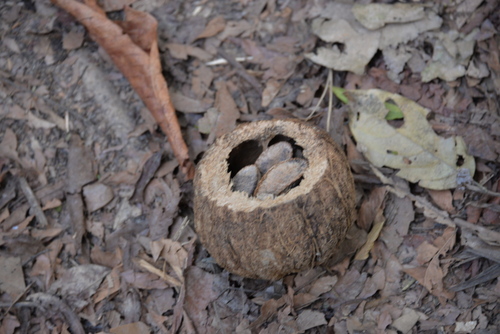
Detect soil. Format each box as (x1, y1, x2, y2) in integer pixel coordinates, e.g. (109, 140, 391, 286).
(1, 0, 500, 333)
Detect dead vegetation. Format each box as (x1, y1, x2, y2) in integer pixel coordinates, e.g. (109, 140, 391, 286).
(0, 0, 500, 333)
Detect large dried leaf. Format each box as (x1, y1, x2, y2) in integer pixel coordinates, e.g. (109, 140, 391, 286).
(306, 19, 380, 75)
(352, 3, 425, 30)
(49, 264, 109, 309)
(51, 0, 194, 178)
(346, 89, 475, 189)
(0, 256, 25, 299)
(354, 207, 385, 260)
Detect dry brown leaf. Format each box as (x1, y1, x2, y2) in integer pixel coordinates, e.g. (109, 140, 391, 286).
(145, 288, 176, 315)
(82, 182, 114, 212)
(165, 43, 212, 61)
(357, 186, 387, 230)
(67, 134, 96, 194)
(391, 308, 421, 334)
(196, 16, 226, 39)
(48, 264, 109, 309)
(30, 254, 52, 289)
(0, 256, 26, 299)
(31, 227, 63, 240)
(416, 241, 439, 265)
(91, 247, 123, 268)
(380, 180, 414, 253)
(109, 321, 149, 334)
(0, 209, 9, 225)
(308, 275, 338, 297)
(293, 293, 319, 309)
(251, 296, 286, 329)
(51, 0, 194, 179)
(153, 238, 188, 280)
(218, 20, 254, 41)
(262, 78, 283, 107)
(296, 310, 327, 331)
(184, 266, 222, 333)
(121, 270, 170, 290)
(355, 208, 386, 260)
(170, 91, 211, 113)
(93, 266, 121, 303)
(66, 193, 85, 251)
(428, 189, 455, 213)
(0, 314, 20, 334)
(358, 267, 385, 299)
(0, 128, 19, 164)
(3, 104, 56, 129)
(212, 81, 240, 140)
(404, 228, 456, 303)
(62, 28, 84, 50)
(192, 65, 215, 99)
(41, 198, 62, 211)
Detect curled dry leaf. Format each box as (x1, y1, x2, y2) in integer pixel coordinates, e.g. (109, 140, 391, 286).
(254, 158, 308, 198)
(50, 0, 194, 179)
(346, 89, 475, 189)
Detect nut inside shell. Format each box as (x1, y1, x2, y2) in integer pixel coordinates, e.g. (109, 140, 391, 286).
(194, 119, 356, 280)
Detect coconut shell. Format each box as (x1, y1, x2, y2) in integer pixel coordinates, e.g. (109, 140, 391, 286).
(194, 119, 356, 280)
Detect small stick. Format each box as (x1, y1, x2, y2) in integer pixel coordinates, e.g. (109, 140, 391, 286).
(135, 258, 182, 287)
(18, 177, 48, 227)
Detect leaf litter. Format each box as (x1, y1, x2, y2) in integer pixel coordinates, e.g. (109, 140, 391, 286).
(0, 0, 500, 333)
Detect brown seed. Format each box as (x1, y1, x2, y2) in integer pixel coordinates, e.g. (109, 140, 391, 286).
(232, 164, 260, 195)
(254, 158, 308, 198)
(255, 141, 293, 174)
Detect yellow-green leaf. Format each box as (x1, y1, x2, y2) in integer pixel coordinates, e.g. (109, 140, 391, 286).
(346, 89, 475, 190)
(332, 86, 349, 104)
(384, 102, 404, 120)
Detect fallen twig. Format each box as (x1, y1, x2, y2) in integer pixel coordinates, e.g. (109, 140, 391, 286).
(135, 258, 182, 287)
(50, 0, 195, 179)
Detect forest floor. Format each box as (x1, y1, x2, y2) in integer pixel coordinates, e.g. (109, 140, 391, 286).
(1, 0, 500, 333)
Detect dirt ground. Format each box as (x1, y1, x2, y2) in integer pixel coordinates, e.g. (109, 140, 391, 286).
(1, 0, 500, 333)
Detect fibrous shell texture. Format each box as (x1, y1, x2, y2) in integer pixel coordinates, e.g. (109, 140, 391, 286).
(194, 119, 356, 280)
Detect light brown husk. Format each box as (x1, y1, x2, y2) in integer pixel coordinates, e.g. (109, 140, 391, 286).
(194, 119, 356, 280)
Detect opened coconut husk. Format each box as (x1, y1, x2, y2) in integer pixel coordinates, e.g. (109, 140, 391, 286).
(194, 119, 356, 280)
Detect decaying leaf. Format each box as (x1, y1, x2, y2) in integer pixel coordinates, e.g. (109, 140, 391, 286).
(109, 321, 149, 334)
(0, 256, 26, 298)
(307, 2, 442, 77)
(352, 3, 425, 30)
(346, 89, 475, 189)
(306, 19, 380, 75)
(421, 29, 477, 82)
(354, 207, 385, 260)
(51, 0, 194, 179)
(48, 264, 110, 309)
(296, 310, 327, 331)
